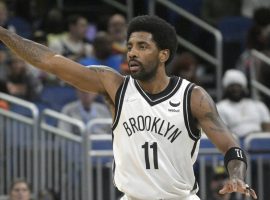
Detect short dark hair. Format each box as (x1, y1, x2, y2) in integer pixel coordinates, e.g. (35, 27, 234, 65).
(127, 15, 178, 65)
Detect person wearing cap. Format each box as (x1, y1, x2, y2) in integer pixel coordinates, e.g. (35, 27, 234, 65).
(217, 69, 270, 138)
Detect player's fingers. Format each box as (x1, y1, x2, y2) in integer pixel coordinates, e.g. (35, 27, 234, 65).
(244, 184, 257, 199)
(249, 188, 257, 199)
(219, 183, 232, 194)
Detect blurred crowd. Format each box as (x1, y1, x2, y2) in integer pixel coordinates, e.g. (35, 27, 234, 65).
(0, 0, 270, 199)
(0, 0, 269, 140)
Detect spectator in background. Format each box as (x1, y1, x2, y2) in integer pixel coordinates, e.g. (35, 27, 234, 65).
(79, 31, 123, 72)
(209, 166, 231, 200)
(6, 54, 42, 101)
(107, 14, 127, 55)
(8, 179, 31, 200)
(107, 14, 129, 74)
(241, 0, 270, 18)
(42, 7, 65, 42)
(49, 14, 93, 61)
(169, 52, 199, 83)
(217, 69, 270, 139)
(28, 30, 61, 86)
(58, 89, 111, 135)
(236, 7, 270, 89)
(0, 1, 32, 40)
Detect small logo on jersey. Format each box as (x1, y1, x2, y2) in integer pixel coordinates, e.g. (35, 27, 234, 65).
(169, 101, 181, 107)
(125, 97, 137, 102)
(168, 108, 180, 112)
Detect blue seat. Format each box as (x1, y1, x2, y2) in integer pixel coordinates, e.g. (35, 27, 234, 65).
(10, 104, 32, 117)
(170, 0, 203, 16)
(90, 135, 113, 165)
(40, 86, 77, 111)
(244, 134, 270, 159)
(217, 16, 253, 45)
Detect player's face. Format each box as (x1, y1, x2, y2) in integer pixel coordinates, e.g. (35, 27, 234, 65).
(127, 32, 160, 81)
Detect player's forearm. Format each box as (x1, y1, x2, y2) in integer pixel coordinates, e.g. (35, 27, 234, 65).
(0, 27, 56, 71)
(227, 159, 246, 180)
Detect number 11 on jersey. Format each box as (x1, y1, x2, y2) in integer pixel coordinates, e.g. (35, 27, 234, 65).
(141, 142, 159, 169)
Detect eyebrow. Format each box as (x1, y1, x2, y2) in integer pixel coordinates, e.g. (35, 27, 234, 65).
(127, 41, 149, 46)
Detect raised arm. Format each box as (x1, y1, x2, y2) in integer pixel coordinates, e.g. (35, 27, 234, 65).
(191, 86, 257, 199)
(0, 27, 124, 104)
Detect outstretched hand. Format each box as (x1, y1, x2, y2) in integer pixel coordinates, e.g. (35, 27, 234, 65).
(219, 178, 257, 199)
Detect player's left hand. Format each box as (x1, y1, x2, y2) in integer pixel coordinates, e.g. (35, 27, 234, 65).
(219, 178, 257, 199)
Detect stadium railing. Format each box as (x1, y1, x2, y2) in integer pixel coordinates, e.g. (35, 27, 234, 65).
(244, 132, 270, 200)
(1, 92, 270, 200)
(0, 92, 39, 197)
(40, 109, 86, 200)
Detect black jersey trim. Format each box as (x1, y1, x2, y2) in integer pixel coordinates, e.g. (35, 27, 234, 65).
(191, 180, 198, 193)
(112, 159, 116, 186)
(191, 139, 199, 158)
(112, 76, 130, 130)
(183, 83, 201, 141)
(134, 77, 183, 106)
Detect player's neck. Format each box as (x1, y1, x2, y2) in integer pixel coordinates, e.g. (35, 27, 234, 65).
(137, 75, 170, 95)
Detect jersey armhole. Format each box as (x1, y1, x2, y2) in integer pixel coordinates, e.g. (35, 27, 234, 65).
(112, 76, 130, 130)
(183, 83, 201, 141)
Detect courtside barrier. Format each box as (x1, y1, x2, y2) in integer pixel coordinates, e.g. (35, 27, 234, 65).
(0, 92, 39, 196)
(40, 109, 86, 200)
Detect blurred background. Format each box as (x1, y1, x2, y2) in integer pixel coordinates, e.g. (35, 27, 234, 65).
(0, 0, 270, 200)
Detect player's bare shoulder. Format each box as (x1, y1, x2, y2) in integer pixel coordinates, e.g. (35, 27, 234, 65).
(88, 65, 125, 104)
(190, 85, 217, 119)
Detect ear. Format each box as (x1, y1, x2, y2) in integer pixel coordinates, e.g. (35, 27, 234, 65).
(159, 49, 170, 63)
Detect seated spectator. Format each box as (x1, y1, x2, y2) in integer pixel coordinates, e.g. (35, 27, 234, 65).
(49, 14, 93, 61)
(6, 54, 42, 101)
(58, 89, 111, 135)
(8, 179, 31, 200)
(0, 1, 32, 40)
(169, 52, 199, 83)
(79, 31, 123, 72)
(241, 0, 270, 18)
(236, 7, 270, 88)
(217, 69, 270, 138)
(107, 14, 127, 55)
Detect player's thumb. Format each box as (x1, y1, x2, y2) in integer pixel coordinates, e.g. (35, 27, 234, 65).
(219, 186, 228, 194)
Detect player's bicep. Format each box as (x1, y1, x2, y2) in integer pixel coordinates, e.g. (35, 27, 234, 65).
(191, 86, 238, 153)
(48, 55, 124, 102)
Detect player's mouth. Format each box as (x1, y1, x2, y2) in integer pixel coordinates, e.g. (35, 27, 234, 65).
(129, 60, 141, 72)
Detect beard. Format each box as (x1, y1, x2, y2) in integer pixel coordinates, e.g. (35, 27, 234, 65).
(129, 61, 159, 81)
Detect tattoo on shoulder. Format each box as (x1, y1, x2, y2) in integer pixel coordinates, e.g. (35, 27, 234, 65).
(199, 88, 227, 132)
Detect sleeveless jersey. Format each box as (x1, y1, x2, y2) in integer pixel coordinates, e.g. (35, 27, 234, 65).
(112, 76, 201, 199)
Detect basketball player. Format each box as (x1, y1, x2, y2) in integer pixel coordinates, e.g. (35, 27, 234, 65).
(0, 15, 257, 200)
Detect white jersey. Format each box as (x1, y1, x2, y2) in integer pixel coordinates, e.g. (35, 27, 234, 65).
(112, 76, 201, 200)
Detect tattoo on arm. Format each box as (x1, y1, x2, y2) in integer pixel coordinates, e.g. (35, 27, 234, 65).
(205, 112, 227, 132)
(227, 159, 246, 180)
(1, 30, 54, 65)
(200, 89, 227, 133)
